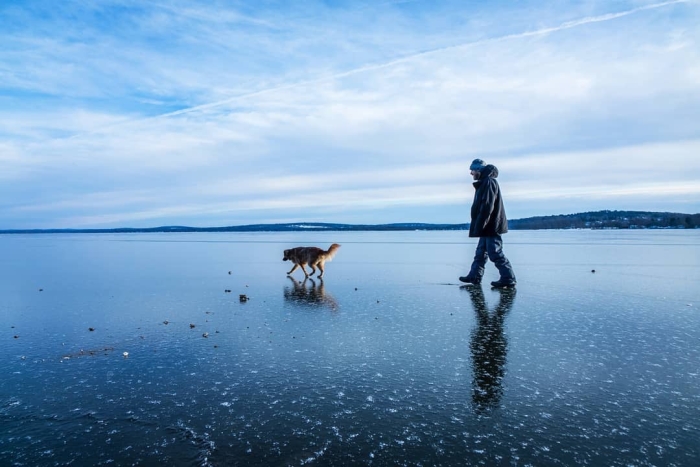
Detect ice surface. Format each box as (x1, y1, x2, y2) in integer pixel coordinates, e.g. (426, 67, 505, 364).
(1, 230, 699, 465)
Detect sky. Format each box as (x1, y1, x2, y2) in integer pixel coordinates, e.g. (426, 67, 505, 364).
(1, 0, 699, 229)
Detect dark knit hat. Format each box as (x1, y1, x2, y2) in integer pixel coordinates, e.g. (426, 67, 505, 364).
(469, 158, 485, 171)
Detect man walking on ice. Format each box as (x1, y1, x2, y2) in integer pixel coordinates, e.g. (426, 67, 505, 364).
(459, 158, 517, 289)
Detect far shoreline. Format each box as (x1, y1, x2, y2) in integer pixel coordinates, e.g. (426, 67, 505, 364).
(1, 209, 699, 234)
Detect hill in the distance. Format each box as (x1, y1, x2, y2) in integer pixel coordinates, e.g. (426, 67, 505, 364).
(1, 210, 698, 234)
(509, 210, 699, 230)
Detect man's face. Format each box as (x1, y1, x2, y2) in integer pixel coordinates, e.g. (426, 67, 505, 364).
(470, 169, 481, 180)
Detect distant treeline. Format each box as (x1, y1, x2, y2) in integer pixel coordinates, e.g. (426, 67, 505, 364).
(1, 210, 698, 234)
(508, 210, 700, 230)
(0, 222, 468, 234)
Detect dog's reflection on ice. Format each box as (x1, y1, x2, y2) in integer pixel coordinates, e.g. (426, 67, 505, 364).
(283, 277, 339, 311)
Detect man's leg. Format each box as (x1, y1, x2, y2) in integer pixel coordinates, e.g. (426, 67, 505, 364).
(485, 235, 516, 285)
(462, 237, 488, 283)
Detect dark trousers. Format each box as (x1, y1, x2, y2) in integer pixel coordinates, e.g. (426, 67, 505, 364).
(468, 235, 516, 282)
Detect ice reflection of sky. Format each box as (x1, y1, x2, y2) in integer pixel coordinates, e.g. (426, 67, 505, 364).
(1, 231, 699, 466)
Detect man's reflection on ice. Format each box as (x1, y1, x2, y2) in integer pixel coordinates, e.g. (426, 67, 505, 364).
(463, 285, 516, 412)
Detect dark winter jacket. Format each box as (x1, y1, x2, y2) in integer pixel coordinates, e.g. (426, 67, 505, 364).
(469, 164, 509, 237)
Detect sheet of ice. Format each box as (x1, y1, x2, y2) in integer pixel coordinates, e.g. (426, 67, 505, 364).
(1, 230, 698, 465)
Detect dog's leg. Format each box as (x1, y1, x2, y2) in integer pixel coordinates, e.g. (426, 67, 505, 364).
(287, 264, 299, 275)
(317, 262, 325, 278)
(300, 264, 309, 277)
(309, 263, 317, 277)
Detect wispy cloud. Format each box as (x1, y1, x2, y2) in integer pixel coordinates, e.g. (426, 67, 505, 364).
(58, 0, 691, 135)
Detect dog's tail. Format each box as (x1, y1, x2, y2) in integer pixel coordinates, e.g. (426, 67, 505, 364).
(324, 243, 341, 260)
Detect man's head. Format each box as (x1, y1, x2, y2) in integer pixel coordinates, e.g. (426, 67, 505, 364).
(470, 158, 485, 179)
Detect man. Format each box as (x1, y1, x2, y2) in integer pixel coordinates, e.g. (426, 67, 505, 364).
(459, 158, 517, 288)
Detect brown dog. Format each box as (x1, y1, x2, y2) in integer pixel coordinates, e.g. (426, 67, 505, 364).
(283, 243, 340, 278)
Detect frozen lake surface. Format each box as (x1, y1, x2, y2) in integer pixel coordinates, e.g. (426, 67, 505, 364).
(1, 230, 699, 466)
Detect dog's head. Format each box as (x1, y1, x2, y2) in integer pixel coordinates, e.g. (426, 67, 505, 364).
(283, 249, 291, 261)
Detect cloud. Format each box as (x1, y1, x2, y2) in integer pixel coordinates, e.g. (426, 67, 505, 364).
(1, 0, 699, 228)
(61, 0, 687, 128)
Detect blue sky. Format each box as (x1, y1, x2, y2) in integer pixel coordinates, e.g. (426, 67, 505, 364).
(1, 0, 699, 228)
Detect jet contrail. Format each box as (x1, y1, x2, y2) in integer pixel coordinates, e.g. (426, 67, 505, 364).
(68, 0, 688, 138)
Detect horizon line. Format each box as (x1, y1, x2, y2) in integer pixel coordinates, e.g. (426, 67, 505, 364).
(1, 209, 698, 233)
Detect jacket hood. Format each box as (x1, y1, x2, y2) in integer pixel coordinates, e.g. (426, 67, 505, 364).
(480, 164, 498, 179)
